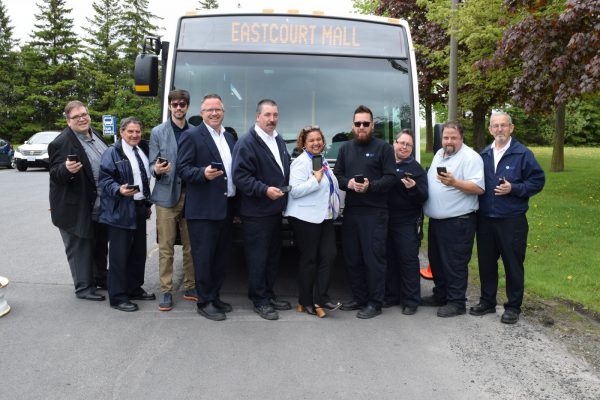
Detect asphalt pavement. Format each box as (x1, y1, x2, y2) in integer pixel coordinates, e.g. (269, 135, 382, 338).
(1, 167, 599, 400)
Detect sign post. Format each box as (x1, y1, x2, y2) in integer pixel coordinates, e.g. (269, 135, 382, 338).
(102, 115, 117, 142)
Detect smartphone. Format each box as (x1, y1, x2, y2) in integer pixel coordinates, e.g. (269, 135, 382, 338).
(126, 184, 139, 191)
(67, 154, 79, 162)
(312, 155, 323, 171)
(279, 185, 292, 193)
(498, 177, 506, 185)
(354, 174, 365, 184)
(403, 172, 414, 179)
(157, 157, 168, 165)
(211, 162, 223, 171)
(436, 166, 447, 175)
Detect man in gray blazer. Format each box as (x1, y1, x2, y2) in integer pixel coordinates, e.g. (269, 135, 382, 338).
(149, 89, 196, 311)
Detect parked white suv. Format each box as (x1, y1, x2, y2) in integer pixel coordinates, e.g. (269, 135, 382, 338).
(13, 131, 61, 171)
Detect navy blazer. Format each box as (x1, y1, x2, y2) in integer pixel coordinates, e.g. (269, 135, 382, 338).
(177, 123, 236, 220)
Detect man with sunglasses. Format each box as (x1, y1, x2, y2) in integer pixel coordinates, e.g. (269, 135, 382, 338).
(149, 90, 196, 311)
(334, 105, 396, 319)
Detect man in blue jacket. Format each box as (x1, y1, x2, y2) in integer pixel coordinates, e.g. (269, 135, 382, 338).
(232, 99, 291, 320)
(470, 112, 545, 324)
(177, 94, 236, 321)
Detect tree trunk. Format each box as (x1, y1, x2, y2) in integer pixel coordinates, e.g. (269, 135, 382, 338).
(425, 100, 433, 152)
(550, 102, 565, 172)
(471, 104, 488, 152)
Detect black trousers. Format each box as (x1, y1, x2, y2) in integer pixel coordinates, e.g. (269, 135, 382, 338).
(386, 219, 421, 307)
(477, 214, 528, 313)
(187, 202, 233, 305)
(242, 214, 282, 307)
(289, 217, 336, 307)
(341, 209, 388, 308)
(107, 204, 147, 306)
(428, 213, 477, 308)
(59, 220, 108, 296)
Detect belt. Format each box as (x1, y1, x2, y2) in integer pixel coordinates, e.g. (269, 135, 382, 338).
(456, 211, 476, 219)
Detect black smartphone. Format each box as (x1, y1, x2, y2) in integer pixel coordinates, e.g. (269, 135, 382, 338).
(498, 177, 506, 185)
(403, 172, 414, 179)
(436, 166, 447, 175)
(67, 154, 79, 162)
(312, 155, 323, 171)
(279, 185, 292, 193)
(126, 184, 139, 191)
(157, 157, 168, 165)
(354, 174, 365, 184)
(211, 162, 223, 171)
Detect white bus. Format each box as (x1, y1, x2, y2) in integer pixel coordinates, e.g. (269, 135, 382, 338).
(134, 8, 420, 160)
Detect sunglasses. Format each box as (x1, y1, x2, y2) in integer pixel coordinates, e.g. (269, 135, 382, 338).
(170, 101, 188, 108)
(302, 125, 320, 133)
(353, 121, 371, 128)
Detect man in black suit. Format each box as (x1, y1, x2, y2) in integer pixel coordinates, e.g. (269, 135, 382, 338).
(177, 94, 237, 321)
(232, 99, 291, 321)
(48, 101, 109, 301)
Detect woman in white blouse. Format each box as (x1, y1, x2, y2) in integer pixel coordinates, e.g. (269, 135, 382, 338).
(285, 126, 341, 318)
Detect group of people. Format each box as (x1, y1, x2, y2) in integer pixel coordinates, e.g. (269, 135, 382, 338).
(48, 93, 545, 325)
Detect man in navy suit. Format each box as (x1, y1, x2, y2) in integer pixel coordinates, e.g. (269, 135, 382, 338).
(177, 94, 237, 321)
(232, 99, 291, 320)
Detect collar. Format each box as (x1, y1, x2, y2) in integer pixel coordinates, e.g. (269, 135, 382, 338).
(204, 122, 225, 135)
(255, 124, 278, 140)
(494, 137, 512, 152)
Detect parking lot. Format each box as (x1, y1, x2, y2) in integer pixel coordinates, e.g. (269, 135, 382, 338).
(1, 167, 599, 400)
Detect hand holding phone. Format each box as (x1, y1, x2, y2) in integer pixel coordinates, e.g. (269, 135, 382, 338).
(403, 172, 414, 179)
(279, 185, 292, 193)
(210, 162, 223, 171)
(436, 166, 447, 176)
(126, 184, 139, 191)
(157, 157, 168, 165)
(67, 154, 79, 163)
(354, 174, 365, 184)
(498, 177, 506, 185)
(312, 155, 323, 171)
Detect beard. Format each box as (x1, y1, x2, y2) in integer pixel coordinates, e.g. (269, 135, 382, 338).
(355, 130, 373, 144)
(443, 144, 456, 156)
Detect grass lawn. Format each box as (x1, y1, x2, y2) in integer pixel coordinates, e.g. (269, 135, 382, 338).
(420, 145, 600, 313)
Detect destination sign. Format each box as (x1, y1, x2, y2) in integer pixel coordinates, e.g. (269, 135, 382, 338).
(178, 15, 407, 58)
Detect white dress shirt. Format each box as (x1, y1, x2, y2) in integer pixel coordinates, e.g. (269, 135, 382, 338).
(206, 123, 236, 197)
(121, 141, 150, 200)
(255, 124, 284, 174)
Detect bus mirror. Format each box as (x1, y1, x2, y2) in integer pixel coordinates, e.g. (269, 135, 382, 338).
(134, 54, 158, 96)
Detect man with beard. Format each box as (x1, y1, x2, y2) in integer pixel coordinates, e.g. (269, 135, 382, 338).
(423, 121, 484, 317)
(149, 89, 196, 311)
(334, 105, 396, 319)
(232, 99, 291, 321)
(48, 100, 109, 301)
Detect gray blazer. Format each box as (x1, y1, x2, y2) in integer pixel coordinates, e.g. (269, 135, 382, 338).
(149, 120, 185, 208)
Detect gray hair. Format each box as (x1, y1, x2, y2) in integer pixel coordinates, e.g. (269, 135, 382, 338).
(490, 111, 513, 125)
(120, 117, 143, 131)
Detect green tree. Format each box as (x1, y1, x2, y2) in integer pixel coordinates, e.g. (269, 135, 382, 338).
(197, 0, 218, 9)
(25, 0, 80, 132)
(0, 0, 22, 142)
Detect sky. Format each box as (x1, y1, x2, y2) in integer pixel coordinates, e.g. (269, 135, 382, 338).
(4, 0, 356, 45)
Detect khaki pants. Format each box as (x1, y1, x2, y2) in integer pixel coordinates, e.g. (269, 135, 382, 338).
(156, 190, 194, 293)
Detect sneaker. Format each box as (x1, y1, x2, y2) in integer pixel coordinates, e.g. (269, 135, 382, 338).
(254, 304, 279, 320)
(158, 293, 173, 311)
(437, 304, 466, 318)
(421, 295, 447, 307)
(501, 309, 519, 324)
(183, 288, 198, 301)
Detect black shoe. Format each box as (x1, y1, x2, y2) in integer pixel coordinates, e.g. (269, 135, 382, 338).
(197, 302, 226, 321)
(96, 284, 108, 291)
(469, 303, 496, 316)
(269, 297, 291, 310)
(254, 304, 279, 320)
(322, 301, 342, 311)
(78, 293, 105, 301)
(382, 297, 400, 308)
(421, 295, 447, 307)
(340, 300, 364, 311)
(402, 305, 417, 315)
(437, 304, 466, 318)
(213, 298, 233, 313)
(357, 305, 382, 319)
(111, 301, 138, 312)
(501, 309, 519, 324)
(130, 291, 156, 301)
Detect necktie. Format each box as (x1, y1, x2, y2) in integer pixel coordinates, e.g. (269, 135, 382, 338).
(132, 146, 150, 199)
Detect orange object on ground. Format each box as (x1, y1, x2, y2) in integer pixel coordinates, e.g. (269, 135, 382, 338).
(420, 264, 433, 280)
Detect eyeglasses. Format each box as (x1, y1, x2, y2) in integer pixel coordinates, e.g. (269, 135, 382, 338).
(302, 125, 320, 133)
(490, 123, 510, 129)
(201, 108, 224, 114)
(170, 101, 188, 108)
(395, 141, 413, 148)
(353, 121, 371, 128)
(68, 113, 89, 121)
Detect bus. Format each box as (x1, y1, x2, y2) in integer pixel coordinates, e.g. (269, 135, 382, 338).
(134, 7, 420, 161)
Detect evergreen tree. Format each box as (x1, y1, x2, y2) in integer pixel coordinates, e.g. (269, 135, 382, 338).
(0, 0, 22, 141)
(198, 0, 219, 9)
(26, 0, 80, 131)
